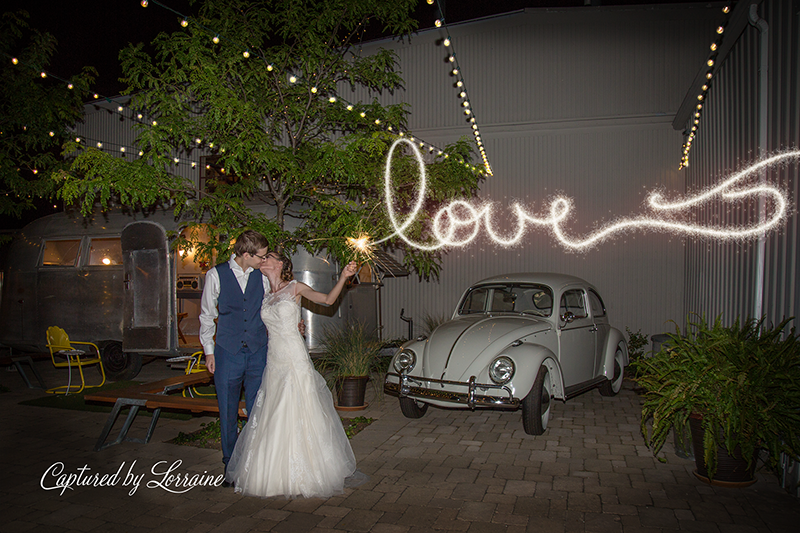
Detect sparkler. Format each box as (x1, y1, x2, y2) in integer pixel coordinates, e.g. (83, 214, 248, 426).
(376, 138, 796, 252)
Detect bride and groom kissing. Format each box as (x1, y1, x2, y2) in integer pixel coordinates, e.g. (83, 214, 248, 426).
(198, 230, 361, 498)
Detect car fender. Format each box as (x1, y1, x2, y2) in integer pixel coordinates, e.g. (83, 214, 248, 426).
(503, 343, 567, 401)
(601, 327, 628, 379)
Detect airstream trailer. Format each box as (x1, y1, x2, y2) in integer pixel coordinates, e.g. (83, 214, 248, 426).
(0, 209, 368, 380)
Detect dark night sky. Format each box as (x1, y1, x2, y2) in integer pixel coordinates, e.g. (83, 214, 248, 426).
(6, 0, 704, 97)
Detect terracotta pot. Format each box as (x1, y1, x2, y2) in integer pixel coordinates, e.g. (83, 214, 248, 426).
(688, 413, 756, 487)
(337, 376, 369, 409)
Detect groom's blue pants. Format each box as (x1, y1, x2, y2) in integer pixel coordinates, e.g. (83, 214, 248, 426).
(214, 343, 268, 467)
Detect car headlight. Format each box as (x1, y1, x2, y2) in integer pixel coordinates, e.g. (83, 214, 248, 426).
(489, 356, 515, 384)
(394, 349, 417, 374)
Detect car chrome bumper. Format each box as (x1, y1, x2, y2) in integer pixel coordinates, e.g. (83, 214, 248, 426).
(384, 372, 520, 410)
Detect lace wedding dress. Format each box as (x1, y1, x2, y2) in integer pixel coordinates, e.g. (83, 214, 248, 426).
(225, 280, 357, 498)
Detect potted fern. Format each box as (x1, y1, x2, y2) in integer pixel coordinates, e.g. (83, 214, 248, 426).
(318, 321, 383, 410)
(634, 315, 800, 485)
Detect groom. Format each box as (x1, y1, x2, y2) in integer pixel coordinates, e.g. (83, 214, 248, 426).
(199, 230, 270, 481)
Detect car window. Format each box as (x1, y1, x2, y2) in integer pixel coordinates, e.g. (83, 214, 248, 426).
(588, 289, 606, 318)
(88, 237, 123, 266)
(560, 289, 588, 319)
(460, 288, 488, 313)
(41, 239, 81, 267)
(460, 284, 553, 316)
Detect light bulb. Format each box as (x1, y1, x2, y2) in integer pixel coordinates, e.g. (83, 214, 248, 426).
(710, 43, 717, 51)
(117, 106, 123, 112)
(707, 59, 714, 66)
(457, 81, 463, 87)
(174, 157, 179, 163)
(137, 113, 143, 119)
(289, 75, 297, 83)
(12, 57, 18, 65)
(311, 86, 317, 93)
(181, 19, 188, 27)
(67, 83, 73, 89)
(141, 0, 148, 6)
(120, 147, 125, 152)
(443, 38, 451, 47)
(449, 56, 455, 62)
(347, 105, 353, 111)
(40, 72, 47, 78)
(716, 26, 724, 34)
(243, 50, 250, 58)
(374, 119, 381, 124)
(152, 120, 158, 126)
(360, 112, 366, 118)
(328, 97, 336, 103)
(94, 94, 99, 99)
(97, 142, 103, 148)
(427, 0, 433, 4)
(195, 138, 202, 144)
(435, 19, 442, 27)
(49, 131, 55, 137)
(452, 68, 458, 75)
(213, 36, 220, 44)
(267, 64, 273, 71)
(459, 91, 466, 97)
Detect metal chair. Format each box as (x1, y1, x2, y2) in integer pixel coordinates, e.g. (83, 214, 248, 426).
(45, 326, 106, 395)
(182, 351, 215, 398)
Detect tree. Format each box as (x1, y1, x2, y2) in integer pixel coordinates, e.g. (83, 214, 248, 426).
(0, 10, 94, 235)
(59, 0, 482, 279)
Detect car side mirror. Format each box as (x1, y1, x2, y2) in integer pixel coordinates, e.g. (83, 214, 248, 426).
(560, 311, 575, 324)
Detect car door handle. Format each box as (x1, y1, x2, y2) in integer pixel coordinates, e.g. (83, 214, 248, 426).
(589, 326, 597, 332)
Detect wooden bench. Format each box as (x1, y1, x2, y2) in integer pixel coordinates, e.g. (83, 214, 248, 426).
(0, 348, 48, 390)
(85, 371, 245, 452)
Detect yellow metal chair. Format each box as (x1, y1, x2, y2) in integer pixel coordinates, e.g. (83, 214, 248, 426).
(182, 351, 215, 397)
(45, 326, 106, 395)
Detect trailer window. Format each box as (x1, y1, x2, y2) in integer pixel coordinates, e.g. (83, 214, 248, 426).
(41, 239, 81, 267)
(88, 238, 122, 266)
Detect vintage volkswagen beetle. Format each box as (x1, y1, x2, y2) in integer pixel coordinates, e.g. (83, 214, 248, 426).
(384, 273, 628, 435)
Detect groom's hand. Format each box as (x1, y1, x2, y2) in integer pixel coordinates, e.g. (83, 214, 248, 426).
(298, 319, 306, 337)
(205, 354, 215, 374)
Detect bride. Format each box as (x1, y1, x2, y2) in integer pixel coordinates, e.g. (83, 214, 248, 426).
(225, 251, 360, 498)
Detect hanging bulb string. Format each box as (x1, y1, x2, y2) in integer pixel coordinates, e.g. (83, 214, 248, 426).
(679, 4, 733, 170)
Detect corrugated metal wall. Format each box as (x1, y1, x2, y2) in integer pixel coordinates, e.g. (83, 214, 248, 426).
(74, 99, 204, 185)
(683, 0, 800, 326)
(344, 4, 723, 340)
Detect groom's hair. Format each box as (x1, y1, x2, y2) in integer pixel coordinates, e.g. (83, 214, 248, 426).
(233, 230, 269, 256)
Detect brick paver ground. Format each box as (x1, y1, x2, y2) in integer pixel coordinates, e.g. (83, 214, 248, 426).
(2, 358, 799, 532)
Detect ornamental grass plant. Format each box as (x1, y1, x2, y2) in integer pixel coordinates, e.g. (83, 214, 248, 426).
(634, 315, 800, 479)
(318, 321, 383, 382)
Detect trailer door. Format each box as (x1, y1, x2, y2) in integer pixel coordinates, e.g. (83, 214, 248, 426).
(121, 221, 171, 352)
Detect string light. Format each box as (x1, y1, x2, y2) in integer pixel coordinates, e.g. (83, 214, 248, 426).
(379, 139, 794, 252)
(681, 4, 734, 169)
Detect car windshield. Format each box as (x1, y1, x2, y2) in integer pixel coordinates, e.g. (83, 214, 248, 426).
(458, 284, 553, 317)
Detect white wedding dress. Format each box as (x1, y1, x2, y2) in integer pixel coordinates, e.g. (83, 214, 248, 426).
(225, 280, 357, 498)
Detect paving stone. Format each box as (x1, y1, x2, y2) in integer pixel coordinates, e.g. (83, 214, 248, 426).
(333, 509, 382, 532)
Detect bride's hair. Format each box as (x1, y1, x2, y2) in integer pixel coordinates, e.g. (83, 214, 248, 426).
(271, 251, 294, 282)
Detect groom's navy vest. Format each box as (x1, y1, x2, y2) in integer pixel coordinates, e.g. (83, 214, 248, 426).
(215, 261, 267, 353)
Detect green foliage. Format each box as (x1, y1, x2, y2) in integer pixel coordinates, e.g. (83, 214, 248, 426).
(625, 327, 649, 377)
(634, 315, 800, 479)
(0, 10, 94, 226)
(342, 416, 374, 439)
(318, 321, 383, 381)
(58, 0, 483, 279)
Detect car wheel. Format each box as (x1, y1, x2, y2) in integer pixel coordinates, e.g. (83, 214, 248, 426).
(100, 341, 143, 381)
(399, 397, 428, 418)
(522, 366, 551, 435)
(599, 346, 625, 396)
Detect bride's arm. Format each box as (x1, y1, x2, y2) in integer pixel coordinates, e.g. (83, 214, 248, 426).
(295, 262, 358, 305)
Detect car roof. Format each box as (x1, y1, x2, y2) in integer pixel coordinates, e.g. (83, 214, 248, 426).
(471, 272, 593, 292)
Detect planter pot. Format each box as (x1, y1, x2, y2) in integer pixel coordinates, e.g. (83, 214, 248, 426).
(688, 414, 756, 487)
(336, 376, 369, 410)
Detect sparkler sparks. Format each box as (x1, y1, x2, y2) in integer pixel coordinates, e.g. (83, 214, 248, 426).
(377, 139, 796, 252)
